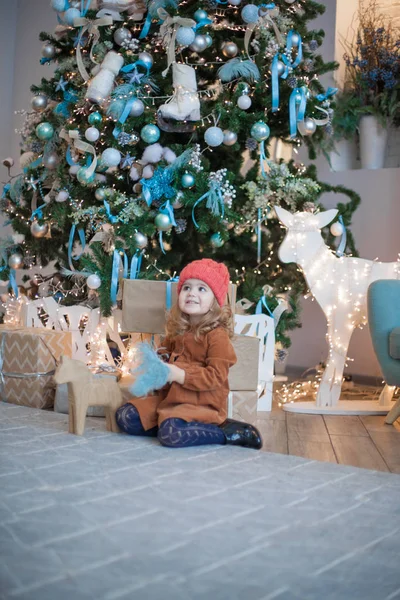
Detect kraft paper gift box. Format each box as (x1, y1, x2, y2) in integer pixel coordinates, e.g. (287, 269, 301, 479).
(0, 327, 72, 409)
(229, 390, 259, 423)
(121, 279, 237, 334)
(228, 335, 259, 392)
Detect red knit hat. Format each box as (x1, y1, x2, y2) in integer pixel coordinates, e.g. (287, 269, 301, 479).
(178, 259, 230, 307)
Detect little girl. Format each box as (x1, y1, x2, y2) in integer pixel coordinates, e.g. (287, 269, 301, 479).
(116, 258, 262, 450)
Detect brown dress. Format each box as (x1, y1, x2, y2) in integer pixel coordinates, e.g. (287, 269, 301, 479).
(128, 326, 237, 430)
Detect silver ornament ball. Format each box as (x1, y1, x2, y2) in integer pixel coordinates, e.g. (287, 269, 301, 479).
(237, 94, 252, 110)
(181, 172, 195, 188)
(290, 32, 301, 46)
(127, 132, 140, 146)
(276, 60, 286, 76)
(43, 152, 59, 170)
(30, 221, 49, 238)
(56, 190, 69, 202)
(155, 213, 172, 231)
(190, 34, 208, 53)
(138, 52, 153, 69)
(133, 232, 148, 249)
(223, 130, 238, 146)
(228, 0, 242, 5)
(8, 253, 24, 270)
(31, 95, 48, 112)
(113, 27, 132, 46)
(41, 43, 56, 59)
(204, 34, 213, 47)
(297, 117, 317, 136)
(95, 188, 106, 201)
(222, 41, 238, 58)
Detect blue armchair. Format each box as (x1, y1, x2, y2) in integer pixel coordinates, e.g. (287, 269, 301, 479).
(368, 280, 400, 424)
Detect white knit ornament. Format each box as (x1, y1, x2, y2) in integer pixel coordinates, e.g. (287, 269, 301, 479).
(85, 51, 124, 105)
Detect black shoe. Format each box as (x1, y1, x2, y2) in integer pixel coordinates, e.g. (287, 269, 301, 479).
(220, 419, 263, 450)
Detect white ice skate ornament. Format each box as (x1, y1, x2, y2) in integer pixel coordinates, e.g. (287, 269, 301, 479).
(158, 64, 201, 121)
(85, 51, 124, 104)
(99, 0, 145, 19)
(276, 206, 400, 412)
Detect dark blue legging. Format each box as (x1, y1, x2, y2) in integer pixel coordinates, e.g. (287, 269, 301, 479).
(115, 403, 226, 448)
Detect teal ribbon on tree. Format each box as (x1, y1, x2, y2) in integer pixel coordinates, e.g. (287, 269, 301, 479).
(103, 200, 120, 224)
(1, 184, 10, 199)
(336, 216, 347, 257)
(110, 248, 128, 304)
(130, 251, 143, 280)
(30, 203, 47, 221)
(316, 87, 338, 102)
(192, 180, 225, 229)
(271, 53, 290, 113)
(166, 276, 179, 310)
(194, 17, 212, 30)
(255, 295, 274, 318)
(289, 86, 307, 139)
(68, 224, 86, 270)
(0, 264, 18, 298)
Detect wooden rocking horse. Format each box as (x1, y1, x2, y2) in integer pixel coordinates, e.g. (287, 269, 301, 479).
(53, 355, 124, 435)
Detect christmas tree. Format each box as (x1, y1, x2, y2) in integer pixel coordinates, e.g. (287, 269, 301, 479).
(0, 0, 360, 350)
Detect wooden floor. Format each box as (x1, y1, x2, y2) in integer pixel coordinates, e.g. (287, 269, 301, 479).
(255, 401, 400, 474)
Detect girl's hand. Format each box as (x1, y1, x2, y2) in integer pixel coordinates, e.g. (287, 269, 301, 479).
(167, 364, 185, 385)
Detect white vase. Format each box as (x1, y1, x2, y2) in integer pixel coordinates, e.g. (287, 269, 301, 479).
(359, 115, 388, 170)
(329, 138, 358, 172)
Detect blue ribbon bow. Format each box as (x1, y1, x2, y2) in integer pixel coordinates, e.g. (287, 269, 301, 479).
(103, 200, 119, 224)
(336, 216, 347, 257)
(68, 224, 86, 270)
(316, 87, 338, 102)
(30, 203, 47, 222)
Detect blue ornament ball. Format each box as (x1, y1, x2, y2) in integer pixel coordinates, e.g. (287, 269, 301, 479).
(250, 120, 270, 142)
(155, 213, 172, 231)
(181, 173, 195, 188)
(141, 124, 160, 144)
(194, 8, 208, 22)
(176, 26, 196, 46)
(77, 167, 96, 186)
(64, 7, 81, 25)
(204, 126, 224, 147)
(241, 4, 259, 23)
(51, 0, 69, 11)
(35, 122, 54, 140)
(204, 34, 213, 47)
(210, 233, 224, 248)
(88, 111, 103, 126)
(101, 148, 122, 167)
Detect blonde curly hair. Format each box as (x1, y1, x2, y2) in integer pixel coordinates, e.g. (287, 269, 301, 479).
(165, 297, 234, 341)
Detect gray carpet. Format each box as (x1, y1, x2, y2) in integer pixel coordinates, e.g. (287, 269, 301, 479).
(1, 403, 400, 600)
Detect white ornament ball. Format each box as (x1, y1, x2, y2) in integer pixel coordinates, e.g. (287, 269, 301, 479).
(56, 190, 69, 203)
(86, 274, 102, 290)
(64, 7, 81, 25)
(9, 253, 24, 270)
(101, 148, 121, 167)
(204, 126, 224, 147)
(69, 165, 80, 176)
(176, 27, 196, 46)
(85, 127, 100, 142)
(330, 221, 344, 237)
(237, 95, 252, 110)
(297, 117, 317, 136)
(129, 98, 145, 117)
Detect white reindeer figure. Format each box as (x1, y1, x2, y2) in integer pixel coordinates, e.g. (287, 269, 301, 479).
(275, 206, 399, 408)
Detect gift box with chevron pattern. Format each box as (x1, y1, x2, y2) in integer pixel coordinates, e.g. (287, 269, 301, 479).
(0, 327, 72, 409)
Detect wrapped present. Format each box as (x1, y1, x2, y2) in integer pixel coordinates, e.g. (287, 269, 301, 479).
(55, 371, 120, 417)
(229, 335, 259, 392)
(228, 390, 259, 423)
(0, 327, 72, 409)
(121, 279, 237, 334)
